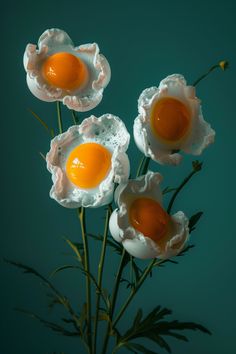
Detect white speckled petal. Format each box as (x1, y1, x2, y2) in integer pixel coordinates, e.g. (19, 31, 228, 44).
(46, 114, 130, 208)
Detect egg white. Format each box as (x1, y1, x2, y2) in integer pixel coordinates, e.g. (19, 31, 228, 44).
(133, 74, 215, 165)
(46, 114, 130, 208)
(23, 28, 111, 112)
(109, 171, 189, 259)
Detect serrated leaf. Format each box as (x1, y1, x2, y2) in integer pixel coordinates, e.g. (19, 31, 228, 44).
(164, 331, 188, 342)
(156, 320, 211, 335)
(117, 306, 210, 354)
(189, 212, 203, 233)
(133, 309, 143, 329)
(15, 308, 79, 337)
(4, 259, 80, 329)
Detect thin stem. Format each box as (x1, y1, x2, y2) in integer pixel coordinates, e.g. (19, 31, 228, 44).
(93, 205, 112, 354)
(136, 156, 151, 178)
(101, 249, 126, 354)
(78, 207, 92, 353)
(192, 60, 228, 87)
(71, 110, 79, 125)
(56, 101, 63, 134)
(110, 249, 127, 318)
(136, 155, 145, 177)
(142, 157, 150, 175)
(112, 258, 156, 328)
(167, 161, 202, 214)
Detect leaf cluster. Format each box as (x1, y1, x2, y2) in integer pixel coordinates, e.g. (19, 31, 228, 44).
(113, 306, 211, 353)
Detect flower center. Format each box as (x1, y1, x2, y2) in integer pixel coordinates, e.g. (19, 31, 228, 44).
(42, 52, 88, 90)
(129, 197, 169, 241)
(66, 143, 111, 189)
(151, 97, 191, 142)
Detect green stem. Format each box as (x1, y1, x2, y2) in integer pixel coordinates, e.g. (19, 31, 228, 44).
(136, 156, 151, 178)
(56, 101, 63, 134)
(167, 161, 202, 214)
(78, 207, 92, 353)
(112, 258, 156, 328)
(71, 110, 79, 125)
(142, 157, 150, 175)
(193, 63, 222, 87)
(101, 156, 151, 353)
(101, 249, 126, 354)
(93, 205, 112, 354)
(136, 155, 145, 177)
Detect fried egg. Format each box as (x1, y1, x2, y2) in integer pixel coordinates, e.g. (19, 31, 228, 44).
(23, 28, 111, 112)
(46, 114, 130, 208)
(109, 171, 189, 259)
(133, 74, 215, 165)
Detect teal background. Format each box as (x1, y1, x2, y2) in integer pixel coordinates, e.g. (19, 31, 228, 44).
(1, 0, 235, 353)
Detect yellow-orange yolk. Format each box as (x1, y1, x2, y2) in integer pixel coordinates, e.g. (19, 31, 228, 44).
(151, 97, 191, 142)
(66, 143, 111, 189)
(129, 197, 169, 242)
(42, 52, 88, 90)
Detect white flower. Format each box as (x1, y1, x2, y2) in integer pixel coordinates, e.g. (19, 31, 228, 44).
(46, 114, 130, 208)
(109, 171, 189, 259)
(23, 28, 111, 112)
(133, 74, 215, 165)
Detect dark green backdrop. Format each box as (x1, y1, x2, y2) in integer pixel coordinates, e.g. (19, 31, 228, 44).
(1, 0, 235, 353)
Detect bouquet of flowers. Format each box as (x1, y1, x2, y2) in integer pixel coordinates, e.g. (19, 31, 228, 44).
(6, 28, 228, 354)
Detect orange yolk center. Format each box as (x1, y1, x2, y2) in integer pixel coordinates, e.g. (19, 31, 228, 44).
(151, 97, 191, 142)
(129, 197, 169, 242)
(42, 52, 88, 90)
(66, 143, 111, 189)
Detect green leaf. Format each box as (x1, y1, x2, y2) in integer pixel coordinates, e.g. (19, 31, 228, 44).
(87, 233, 123, 255)
(189, 212, 203, 233)
(133, 309, 143, 329)
(47, 293, 62, 311)
(79, 303, 87, 332)
(4, 258, 81, 330)
(126, 342, 159, 354)
(162, 187, 177, 195)
(156, 320, 211, 335)
(177, 244, 195, 257)
(98, 310, 110, 322)
(39, 151, 46, 160)
(28, 109, 54, 137)
(49, 265, 80, 278)
(15, 308, 79, 337)
(64, 238, 84, 264)
(116, 306, 211, 354)
(81, 268, 111, 310)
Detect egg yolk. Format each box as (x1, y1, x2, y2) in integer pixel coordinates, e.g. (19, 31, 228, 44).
(42, 52, 88, 90)
(151, 97, 191, 142)
(129, 197, 169, 242)
(66, 143, 111, 189)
